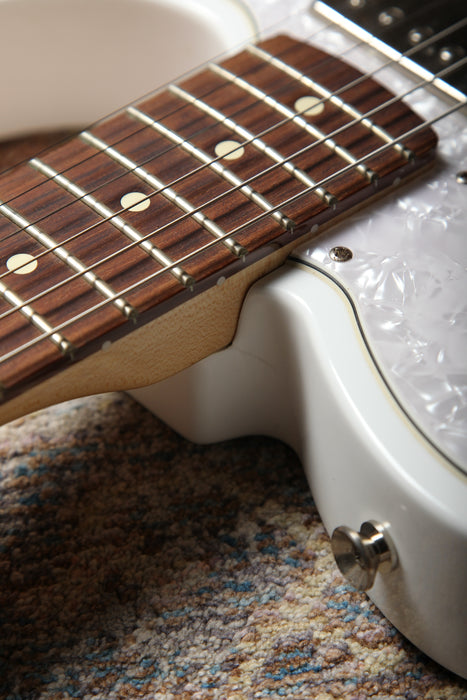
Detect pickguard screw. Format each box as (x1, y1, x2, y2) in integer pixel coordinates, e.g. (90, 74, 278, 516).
(456, 171, 467, 184)
(331, 521, 398, 591)
(330, 246, 353, 262)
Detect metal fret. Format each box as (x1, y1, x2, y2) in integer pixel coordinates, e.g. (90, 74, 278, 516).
(127, 105, 295, 230)
(0, 200, 136, 320)
(0, 278, 74, 357)
(247, 44, 414, 161)
(170, 84, 337, 208)
(210, 63, 378, 183)
(80, 131, 248, 259)
(29, 158, 194, 288)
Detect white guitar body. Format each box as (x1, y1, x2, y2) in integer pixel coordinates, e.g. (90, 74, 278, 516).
(1, 0, 466, 679)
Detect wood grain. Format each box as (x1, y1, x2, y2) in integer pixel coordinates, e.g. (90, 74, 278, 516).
(0, 35, 437, 420)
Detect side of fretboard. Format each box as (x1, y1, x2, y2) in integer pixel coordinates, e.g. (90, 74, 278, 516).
(0, 35, 437, 409)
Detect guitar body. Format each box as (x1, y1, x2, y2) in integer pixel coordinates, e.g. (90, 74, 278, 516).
(0, 0, 466, 680)
(135, 262, 467, 680)
(0, 0, 256, 138)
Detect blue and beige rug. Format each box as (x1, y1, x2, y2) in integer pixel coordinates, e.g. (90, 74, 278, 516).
(1, 391, 466, 699)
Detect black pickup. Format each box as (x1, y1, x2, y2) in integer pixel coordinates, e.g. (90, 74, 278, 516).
(317, 0, 466, 96)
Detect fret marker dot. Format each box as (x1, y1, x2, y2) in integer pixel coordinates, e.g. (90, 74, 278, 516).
(120, 191, 150, 212)
(215, 140, 245, 160)
(294, 95, 325, 117)
(6, 253, 38, 275)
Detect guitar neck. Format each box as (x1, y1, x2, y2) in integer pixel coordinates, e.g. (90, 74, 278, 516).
(0, 35, 437, 424)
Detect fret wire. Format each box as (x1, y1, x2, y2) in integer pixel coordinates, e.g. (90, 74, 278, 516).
(0, 34, 463, 261)
(2, 97, 462, 366)
(0, 15, 463, 248)
(270, 14, 466, 117)
(29, 158, 194, 288)
(80, 131, 249, 258)
(0, 15, 337, 221)
(170, 84, 337, 208)
(127, 105, 295, 230)
(0, 60, 462, 325)
(0, 278, 74, 357)
(210, 63, 378, 184)
(248, 44, 414, 160)
(0, 26, 464, 373)
(0, 200, 136, 320)
(0, 26, 322, 248)
(1, 48, 463, 310)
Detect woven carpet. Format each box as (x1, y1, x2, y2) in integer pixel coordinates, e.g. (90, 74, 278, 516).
(1, 391, 466, 700)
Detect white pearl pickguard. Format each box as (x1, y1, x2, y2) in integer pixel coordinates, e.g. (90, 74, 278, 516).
(1, 0, 466, 679)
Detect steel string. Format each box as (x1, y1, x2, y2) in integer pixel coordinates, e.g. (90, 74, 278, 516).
(1, 92, 464, 366)
(0, 11, 464, 259)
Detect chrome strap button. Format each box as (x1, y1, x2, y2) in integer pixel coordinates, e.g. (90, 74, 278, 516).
(331, 520, 398, 590)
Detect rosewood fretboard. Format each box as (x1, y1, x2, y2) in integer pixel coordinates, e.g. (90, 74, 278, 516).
(0, 35, 437, 405)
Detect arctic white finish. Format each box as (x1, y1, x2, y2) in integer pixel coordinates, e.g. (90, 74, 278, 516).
(131, 264, 467, 679)
(0, 0, 256, 138)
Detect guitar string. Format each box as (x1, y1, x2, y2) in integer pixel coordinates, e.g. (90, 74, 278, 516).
(0, 37, 464, 306)
(0, 11, 464, 256)
(0, 21, 465, 349)
(0, 51, 464, 331)
(0, 2, 317, 180)
(0, 91, 465, 366)
(0, 20, 381, 252)
(0, 5, 409, 233)
(0, 40, 464, 296)
(0, 46, 464, 343)
(0, 14, 459, 291)
(0, 6, 309, 186)
(0, 12, 337, 239)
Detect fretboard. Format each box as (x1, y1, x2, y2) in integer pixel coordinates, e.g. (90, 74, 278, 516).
(0, 35, 437, 409)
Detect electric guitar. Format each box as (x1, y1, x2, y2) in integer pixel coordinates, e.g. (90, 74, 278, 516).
(0, 0, 466, 678)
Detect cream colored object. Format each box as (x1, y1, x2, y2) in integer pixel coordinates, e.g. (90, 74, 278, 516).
(0, 0, 256, 138)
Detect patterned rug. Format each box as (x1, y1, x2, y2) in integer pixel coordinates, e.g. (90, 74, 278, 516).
(1, 392, 466, 700)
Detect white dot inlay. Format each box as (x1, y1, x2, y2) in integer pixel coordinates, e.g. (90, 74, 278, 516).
(214, 140, 245, 161)
(294, 95, 325, 117)
(120, 191, 151, 212)
(6, 253, 38, 275)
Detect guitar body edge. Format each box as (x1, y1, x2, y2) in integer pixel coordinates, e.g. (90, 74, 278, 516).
(0, 0, 256, 139)
(130, 261, 467, 679)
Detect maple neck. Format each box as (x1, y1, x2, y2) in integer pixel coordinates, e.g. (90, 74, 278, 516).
(0, 34, 437, 422)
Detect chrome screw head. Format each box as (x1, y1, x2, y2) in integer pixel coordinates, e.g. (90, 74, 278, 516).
(330, 246, 353, 262)
(331, 521, 398, 591)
